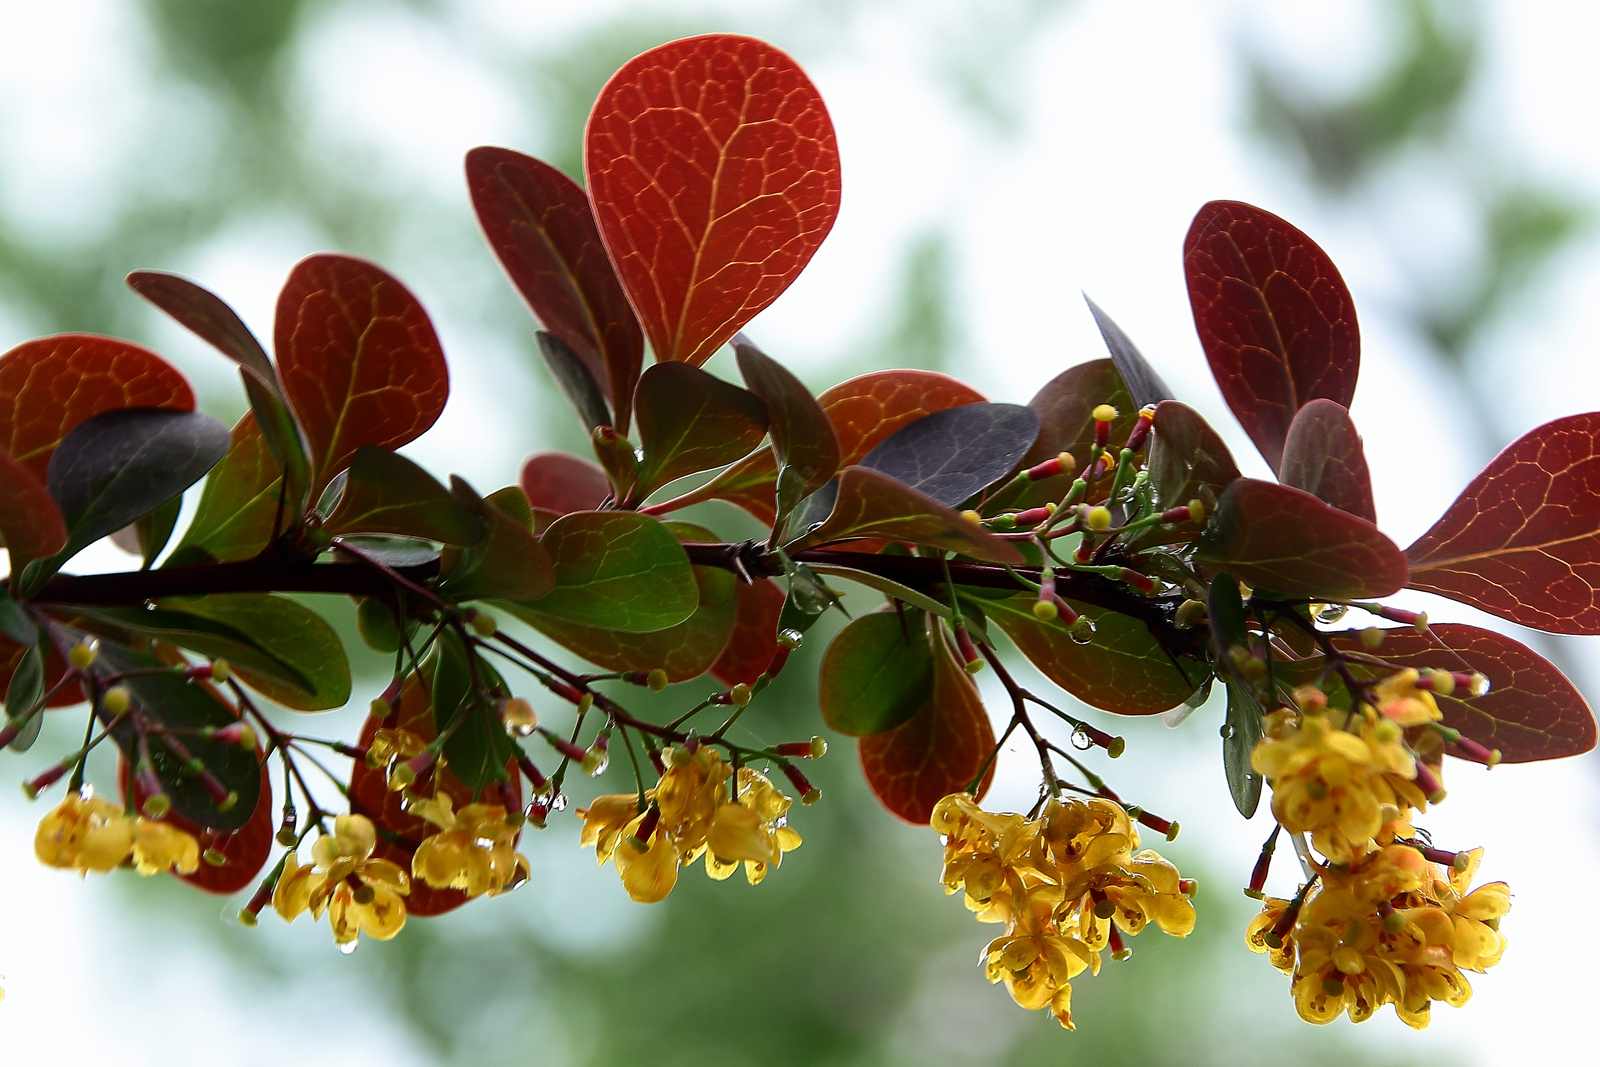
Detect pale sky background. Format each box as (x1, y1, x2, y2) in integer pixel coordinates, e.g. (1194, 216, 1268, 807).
(1, 1, 1599, 1063)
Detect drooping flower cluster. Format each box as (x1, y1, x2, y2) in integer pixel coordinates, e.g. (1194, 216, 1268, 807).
(577, 745, 802, 903)
(931, 792, 1195, 1030)
(409, 794, 529, 898)
(1248, 675, 1509, 1026)
(273, 814, 409, 947)
(34, 792, 200, 877)
(1247, 844, 1510, 1027)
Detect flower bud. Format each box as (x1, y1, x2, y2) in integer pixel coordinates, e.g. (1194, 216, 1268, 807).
(646, 668, 669, 692)
(1082, 505, 1113, 532)
(102, 686, 131, 716)
(68, 641, 97, 670)
(469, 611, 497, 638)
(210, 658, 231, 684)
(728, 683, 752, 708)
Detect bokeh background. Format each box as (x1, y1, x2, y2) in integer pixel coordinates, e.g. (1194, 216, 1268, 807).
(1, 1, 1598, 1063)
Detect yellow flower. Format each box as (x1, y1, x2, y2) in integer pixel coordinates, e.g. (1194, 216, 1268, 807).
(1246, 841, 1510, 1027)
(410, 795, 528, 898)
(34, 793, 199, 877)
(932, 793, 1192, 1030)
(272, 814, 409, 946)
(704, 769, 802, 885)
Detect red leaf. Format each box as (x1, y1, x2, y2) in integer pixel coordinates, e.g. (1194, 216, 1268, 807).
(1014, 359, 1133, 509)
(520, 451, 611, 533)
(585, 34, 841, 366)
(1331, 624, 1595, 763)
(0, 333, 194, 481)
(0, 444, 67, 568)
(467, 147, 644, 431)
(709, 577, 785, 686)
(1146, 400, 1240, 514)
(126, 757, 273, 895)
(1184, 201, 1359, 472)
(275, 255, 449, 495)
(1406, 413, 1600, 634)
(1278, 399, 1375, 523)
(1196, 478, 1408, 598)
(859, 621, 996, 824)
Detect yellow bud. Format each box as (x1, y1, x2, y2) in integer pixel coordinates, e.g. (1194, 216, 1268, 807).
(646, 668, 668, 692)
(470, 612, 497, 637)
(1413, 612, 1429, 634)
(801, 787, 821, 805)
(1359, 627, 1384, 650)
(141, 794, 171, 819)
(68, 641, 97, 669)
(963, 657, 985, 675)
(203, 847, 227, 867)
(1055, 453, 1075, 477)
(102, 686, 131, 715)
(1084, 506, 1112, 531)
(1032, 599, 1059, 622)
(1164, 821, 1180, 842)
(1373, 720, 1401, 744)
(809, 736, 827, 759)
(210, 658, 231, 684)
(665, 745, 692, 769)
(729, 683, 752, 708)
(1092, 404, 1119, 422)
(960, 509, 983, 525)
(369, 697, 392, 719)
(388, 763, 416, 791)
(1430, 669, 1455, 696)
(238, 908, 259, 927)
(1187, 499, 1206, 522)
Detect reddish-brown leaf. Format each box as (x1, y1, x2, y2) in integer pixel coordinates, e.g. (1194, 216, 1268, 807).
(467, 147, 644, 431)
(1278, 399, 1375, 522)
(0, 333, 194, 481)
(1184, 201, 1359, 473)
(709, 577, 785, 686)
(585, 34, 841, 366)
(1014, 359, 1133, 509)
(1331, 624, 1595, 763)
(275, 255, 449, 495)
(0, 444, 67, 568)
(859, 620, 996, 824)
(1196, 478, 1407, 598)
(1406, 413, 1600, 634)
(0, 638, 78, 710)
(791, 466, 1025, 565)
(520, 451, 612, 533)
(1147, 400, 1241, 513)
(126, 756, 273, 894)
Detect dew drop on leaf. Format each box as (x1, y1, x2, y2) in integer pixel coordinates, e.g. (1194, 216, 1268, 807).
(1315, 604, 1348, 624)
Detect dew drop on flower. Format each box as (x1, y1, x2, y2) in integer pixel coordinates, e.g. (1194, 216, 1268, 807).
(1315, 604, 1348, 624)
(339, 940, 359, 956)
(549, 793, 569, 812)
(1070, 727, 1093, 751)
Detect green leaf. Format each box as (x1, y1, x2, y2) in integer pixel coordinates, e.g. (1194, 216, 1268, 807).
(632, 362, 769, 502)
(1223, 678, 1264, 817)
(0, 596, 37, 647)
(170, 413, 283, 564)
(94, 639, 261, 832)
(432, 629, 514, 794)
(4, 642, 45, 752)
(519, 511, 697, 632)
(322, 447, 487, 545)
(156, 594, 351, 711)
(439, 481, 555, 603)
(1207, 572, 1249, 663)
(858, 403, 1039, 508)
(46, 408, 229, 558)
(818, 609, 934, 736)
(983, 593, 1202, 715)
(357, 597, 402, 654)
(734, 339, 840, 521)
(538, 331, 612, 433)
(787, 466, 1025, 565)
(1196, 478, 1408, 599)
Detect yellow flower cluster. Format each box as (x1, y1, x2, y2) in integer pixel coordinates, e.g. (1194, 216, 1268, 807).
(577, 746, 801, 903)
(274, 814, 409, 947)
(409, 794, 529, 897)
(931, 792, 1195, 1030)
(34, 793, 200, 877)
(1251, 678, 1441, 863)
(1246, 844, 1510, 1027)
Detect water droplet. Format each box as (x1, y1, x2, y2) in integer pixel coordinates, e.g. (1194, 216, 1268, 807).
(1315, 604, 1348, 624)
(549, 793, 569, 812)
(339, 940, 359, 956)
(1067, 617, 1097, 645)
(1070, 727, 1093, 751)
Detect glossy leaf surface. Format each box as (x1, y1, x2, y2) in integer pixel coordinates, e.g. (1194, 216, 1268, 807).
(275, 254, 448, 494)
(525, 511, 698, 632)
(520, 451, 611, 532)
(165, 594, 352, 711)
(1014, 359, 1134, 510)
(735, 340, 840, 518)
(1333, 624, 1595, 763)
(47, 408, 229, 556)
(632, 362, 768, 501)
(0, 445, 67, 569)
(1196, 478, 1407, 598)
(169, 414, 281, 563)
(322, 447, 487, 546)
(0, 333, 195, 482)
(819, 609, 934, 736)
(791, 466, 1025, 564)
(96, 640, 261, 831)
(1405, 413, 1600, 634)
(467, 146, 643, 430)
(440, 485, 556, 603)
(1084, 296, 1174, 408)
(708, 578, 785, 686)
(858, 620, 995, 824)
(1184, 201, 1359, 472)
(585, 34, 841, 366)
(68, 601, 316, 696)
(1223, 679, 1264, 817)
(858, 402, 1039, 508)
(984, 594, 1201, 715)
(1278, 399, 1375, 522)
